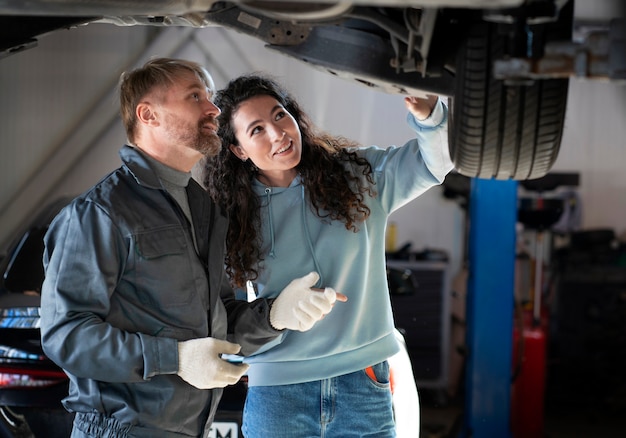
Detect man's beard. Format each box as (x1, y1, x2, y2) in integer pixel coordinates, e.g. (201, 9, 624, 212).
(194, 128, 221, 157)
(164, 113, 222, 157)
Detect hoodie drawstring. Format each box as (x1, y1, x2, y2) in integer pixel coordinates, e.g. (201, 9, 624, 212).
(300, 185, 323, 286)
(264, 184, 323, 286)
(265, 187, 276, 258)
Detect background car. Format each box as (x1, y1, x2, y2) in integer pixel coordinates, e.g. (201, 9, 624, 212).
(2, 0, 622, 182)
(0, 197, 74, 438)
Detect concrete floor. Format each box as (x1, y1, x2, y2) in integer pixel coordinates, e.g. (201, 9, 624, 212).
(418, 388, 626, 438)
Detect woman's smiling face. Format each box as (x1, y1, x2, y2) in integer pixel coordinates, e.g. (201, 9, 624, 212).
(229, 94, 302, 187)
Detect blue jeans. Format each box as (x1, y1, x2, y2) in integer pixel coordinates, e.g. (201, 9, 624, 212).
(242, 361, 396, 437)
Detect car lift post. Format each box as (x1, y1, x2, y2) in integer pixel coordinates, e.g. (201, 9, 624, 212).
(460, 178, 517, 438)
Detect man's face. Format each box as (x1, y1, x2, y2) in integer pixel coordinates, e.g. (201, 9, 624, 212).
(156, 71, 222, 158)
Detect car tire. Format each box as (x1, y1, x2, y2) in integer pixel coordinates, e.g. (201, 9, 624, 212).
(449, 20, 570, 180)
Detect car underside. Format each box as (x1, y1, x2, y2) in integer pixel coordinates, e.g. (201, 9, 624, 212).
(0, 0, 624, 180)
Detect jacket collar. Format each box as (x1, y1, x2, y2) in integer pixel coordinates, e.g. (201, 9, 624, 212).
(119, 145, 164, 190)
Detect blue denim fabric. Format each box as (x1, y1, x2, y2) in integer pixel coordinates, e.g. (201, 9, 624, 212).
(242, 361, 396, 437)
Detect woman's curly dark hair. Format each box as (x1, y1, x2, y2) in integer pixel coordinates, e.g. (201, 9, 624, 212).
(203, 74, 375, 288)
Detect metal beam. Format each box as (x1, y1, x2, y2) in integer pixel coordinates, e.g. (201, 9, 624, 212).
(461, 178, 517, 438)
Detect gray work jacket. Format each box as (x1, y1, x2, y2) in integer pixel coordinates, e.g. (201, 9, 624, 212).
(40, 145, 280, 437)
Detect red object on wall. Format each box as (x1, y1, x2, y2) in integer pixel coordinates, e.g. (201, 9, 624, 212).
(511, 311, 548, 438)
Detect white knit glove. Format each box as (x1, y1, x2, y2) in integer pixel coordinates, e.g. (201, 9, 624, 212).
(177, 337, 249, 389)
(270, 272, 337, 331)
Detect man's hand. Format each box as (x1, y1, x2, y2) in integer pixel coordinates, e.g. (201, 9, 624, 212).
(270, 272, 347, 331)
(405, 94, 440, 120)
(177, 337, 249, 389)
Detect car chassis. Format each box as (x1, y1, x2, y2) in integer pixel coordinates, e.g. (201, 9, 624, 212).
(0, 0, 624, 180)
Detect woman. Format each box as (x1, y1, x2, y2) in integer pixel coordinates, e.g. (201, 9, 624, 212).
(203, 74, 453, 437)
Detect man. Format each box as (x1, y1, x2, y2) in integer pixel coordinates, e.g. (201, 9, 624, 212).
(40, 58, 341, 438)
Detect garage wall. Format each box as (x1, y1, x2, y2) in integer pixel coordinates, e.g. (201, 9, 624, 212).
(1, 10, 625, 283)
(554, 79, 626, 234)
(0, 24, 153, 248)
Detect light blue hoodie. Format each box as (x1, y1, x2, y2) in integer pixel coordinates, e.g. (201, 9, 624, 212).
(245, 100, 453, 386)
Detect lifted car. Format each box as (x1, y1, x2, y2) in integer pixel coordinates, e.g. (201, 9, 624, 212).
(0, 1, 623, 179)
